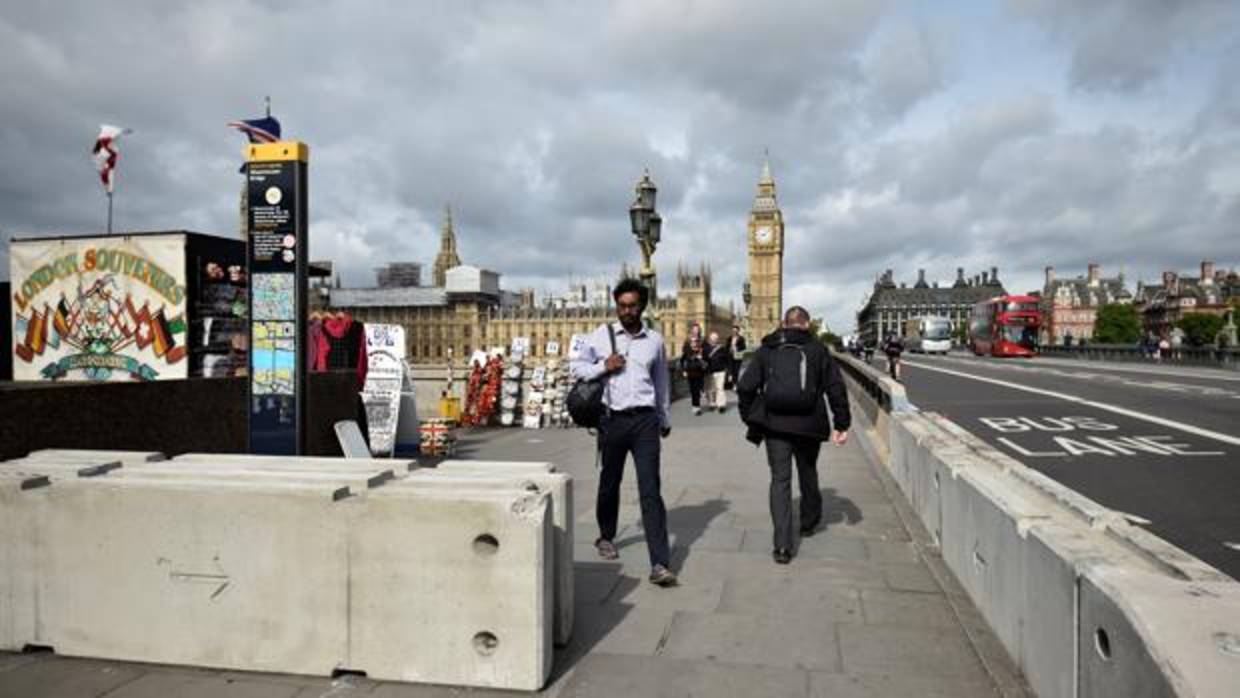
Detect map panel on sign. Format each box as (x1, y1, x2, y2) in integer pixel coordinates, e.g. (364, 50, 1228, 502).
(252, 273, 296, 320)
(252, 321, 296, 395)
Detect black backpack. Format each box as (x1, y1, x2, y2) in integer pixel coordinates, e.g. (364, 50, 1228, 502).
(567, 325, 617, 428)
(763, 340, 820, 415)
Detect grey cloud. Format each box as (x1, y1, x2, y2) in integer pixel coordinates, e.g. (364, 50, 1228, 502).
(1, 2, 1237, 337)
(1006, 0, 1237, 93)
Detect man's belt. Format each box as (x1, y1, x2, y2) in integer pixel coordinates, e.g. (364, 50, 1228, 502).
(609, 405, 655, 416)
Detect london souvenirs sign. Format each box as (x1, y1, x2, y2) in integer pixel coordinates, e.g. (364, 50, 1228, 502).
(10, 234, 189, 381)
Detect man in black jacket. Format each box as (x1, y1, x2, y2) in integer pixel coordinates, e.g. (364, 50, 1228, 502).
(737, 306, 851, 565)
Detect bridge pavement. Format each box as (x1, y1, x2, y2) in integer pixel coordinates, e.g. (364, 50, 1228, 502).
(0, 396, 1031, 698)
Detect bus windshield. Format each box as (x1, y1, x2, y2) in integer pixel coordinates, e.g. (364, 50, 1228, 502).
(1005, 301, 1039, 313)
(1001, 325, 1038, 348)
(924, 323, 951, 340)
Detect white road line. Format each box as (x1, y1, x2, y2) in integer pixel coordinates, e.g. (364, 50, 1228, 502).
(904, 359, 1240, 447)
(937, 354, 1240, 383)
(1224, 542, 1240, 552)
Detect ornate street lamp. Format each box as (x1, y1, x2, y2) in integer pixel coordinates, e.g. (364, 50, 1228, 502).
(629, 170, 661, 320)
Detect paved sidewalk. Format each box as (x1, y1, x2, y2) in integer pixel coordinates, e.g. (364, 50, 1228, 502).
(0, 396, 1031, 697)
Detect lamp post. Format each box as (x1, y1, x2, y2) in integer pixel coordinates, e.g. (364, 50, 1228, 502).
(629, 170, 662, 323)
(742, 280, 752, 342)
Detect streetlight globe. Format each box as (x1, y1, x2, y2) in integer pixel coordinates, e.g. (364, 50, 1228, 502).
(648, 212, 662, 244)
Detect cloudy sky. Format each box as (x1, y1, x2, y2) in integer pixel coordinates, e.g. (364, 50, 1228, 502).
(2, 0, 1237, 333)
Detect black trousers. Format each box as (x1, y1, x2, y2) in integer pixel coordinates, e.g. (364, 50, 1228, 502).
(687, 375, 705, 407)
(728, 359, 742, 389)
(597, 410, 670, 568)
(765, 434, 823, 551)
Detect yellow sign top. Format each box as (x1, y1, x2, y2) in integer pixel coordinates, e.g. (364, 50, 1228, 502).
(246, 141, 309, 163)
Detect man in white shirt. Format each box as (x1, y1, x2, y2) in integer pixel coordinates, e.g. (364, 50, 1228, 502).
(570, 278, 676, 586)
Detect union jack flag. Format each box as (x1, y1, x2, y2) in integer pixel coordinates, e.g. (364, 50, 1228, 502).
(227, 116, 281, 144)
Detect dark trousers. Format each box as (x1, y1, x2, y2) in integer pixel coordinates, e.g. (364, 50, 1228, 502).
(687, 375, 705, 407)
(597, 410, 670, 568)
(728, 359, 742, 389)
(765, 435, 823, 551)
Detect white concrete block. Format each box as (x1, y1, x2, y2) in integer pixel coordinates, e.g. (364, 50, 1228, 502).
(405, 470, 574, 646)
(173, 453, 416, 473)
(347, 487, 553, 691)
(434, 460, 556, 473)
(24, 449, 165, 462)
(0, 458, 122, 479)
(0, 471, 49, 651)
(118, 463, 398, 494)
(32, 478, 354, 675)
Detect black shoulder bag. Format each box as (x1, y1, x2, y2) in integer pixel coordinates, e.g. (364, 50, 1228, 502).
(567, 324, 617, 429)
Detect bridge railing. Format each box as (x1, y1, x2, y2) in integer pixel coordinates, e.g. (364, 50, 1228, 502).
(831, 348, 1240, 698)
(1038, 343, 1240, 370)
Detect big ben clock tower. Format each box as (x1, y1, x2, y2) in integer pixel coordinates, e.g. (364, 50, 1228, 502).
(746, 159, 784, 341)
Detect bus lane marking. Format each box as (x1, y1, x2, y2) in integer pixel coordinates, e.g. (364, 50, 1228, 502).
(980, 417, 1225, 457)
(904, 359, 1240, 448)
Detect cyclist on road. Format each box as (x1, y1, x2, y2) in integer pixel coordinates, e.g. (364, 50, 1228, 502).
(882, 332, 904, 382)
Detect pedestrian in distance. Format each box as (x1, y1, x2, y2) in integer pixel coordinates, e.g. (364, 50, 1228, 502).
(726, 325, 747, 390)
(681, 335, 708, 416)
(705, 331, 730, 413)
(882, 332, 904, 382)
(737, 306, 851, 565)
(570, 278, 677, 587)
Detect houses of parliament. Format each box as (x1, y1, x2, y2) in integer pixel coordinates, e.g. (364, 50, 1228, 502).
(323, 163, 786, 363)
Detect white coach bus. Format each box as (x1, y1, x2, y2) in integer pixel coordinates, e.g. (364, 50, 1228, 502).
(904, 316, 952, 354)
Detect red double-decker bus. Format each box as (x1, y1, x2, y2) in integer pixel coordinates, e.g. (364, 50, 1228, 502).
(969, 295, 1040, 357)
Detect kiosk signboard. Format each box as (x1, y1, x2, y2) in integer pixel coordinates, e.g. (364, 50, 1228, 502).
(246, 142, 309, 455)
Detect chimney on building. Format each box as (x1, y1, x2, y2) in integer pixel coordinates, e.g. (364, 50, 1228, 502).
(990, 266, 999, 284)
(1087, 263, 1100, 287)
(1202, 260, 1215, 284)
(915, 269, 928, 288)
(1162, 271, 1177, 292)
(982, 271, 990, 285)
(954, 267, 966, 288)
(1045, 266, 1055, 287)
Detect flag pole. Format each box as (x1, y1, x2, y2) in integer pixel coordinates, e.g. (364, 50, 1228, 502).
(106, 190, 113, 235)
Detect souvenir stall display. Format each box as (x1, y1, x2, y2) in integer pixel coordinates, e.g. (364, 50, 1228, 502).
(543, 357, 572, 428)
(461, 355, 502, 427)
(418, 416, 457, 455)
(523, 365, 545, 429)
(500, 352, 524, 427)
(360, 324, 407, 457)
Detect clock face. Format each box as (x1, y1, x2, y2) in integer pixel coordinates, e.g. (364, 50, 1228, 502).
(755, 226, 773, 244)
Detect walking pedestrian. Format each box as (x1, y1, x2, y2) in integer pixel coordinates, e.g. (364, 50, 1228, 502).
(682, 335, 708, 416)
(570, 278, 677, 586)
(706, 331, 730, 413)
(737, 306, 850, 565)
(727, 325, 747, 389)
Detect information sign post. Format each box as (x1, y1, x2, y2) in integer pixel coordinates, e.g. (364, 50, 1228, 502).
(245, 141, 309, 454)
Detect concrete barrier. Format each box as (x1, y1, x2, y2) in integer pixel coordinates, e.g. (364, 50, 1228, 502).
(23, 449, 165, 462)
(434, 460, 557, 473)
(0, 452, 563, 691)
(406, 469, 574, 646)
(173, 453, 417, 473)
(347, 486, 553, 690)
(841, 354, 1240, 697)
(28, 477, 354, 674)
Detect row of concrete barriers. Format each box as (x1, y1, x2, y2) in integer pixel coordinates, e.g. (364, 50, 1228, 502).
(833, 350, 1240, 698)
(0, 449, 573, 691)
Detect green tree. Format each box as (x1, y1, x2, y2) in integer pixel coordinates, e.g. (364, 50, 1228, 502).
(953, 323, 968, 345)
(1093, 304, 1142, 344)
(1177, 313, 1225, 347)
